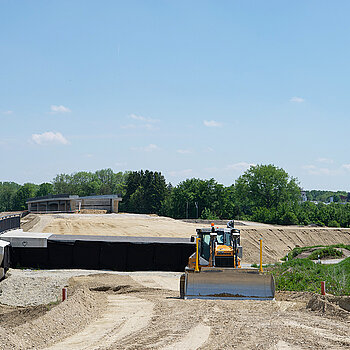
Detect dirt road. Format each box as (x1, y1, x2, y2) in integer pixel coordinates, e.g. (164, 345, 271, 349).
(25, 213, 350, 263)
(1, 272, 349, 350)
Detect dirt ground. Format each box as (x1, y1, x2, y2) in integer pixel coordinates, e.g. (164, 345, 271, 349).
(24, 213, 350, 263)
(0, 272, 349, 350)
(1, 214, 349, 349)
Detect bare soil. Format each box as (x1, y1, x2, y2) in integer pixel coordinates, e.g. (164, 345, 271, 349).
(25, 213, 350, 263)
(1, 273, 349, 350)
(1, 213, 347, 349)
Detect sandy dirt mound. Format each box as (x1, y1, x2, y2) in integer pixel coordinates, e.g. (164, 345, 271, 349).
(28, 213, 200, 237)
(307, 294, 350, 319)
(0, 286, 107, 349)
(20, 214, 40, 232)
(44, 294, 154, 350)
(25, 213, 350, 263)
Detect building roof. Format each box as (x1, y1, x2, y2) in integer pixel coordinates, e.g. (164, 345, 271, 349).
(27, 194, 122, 204)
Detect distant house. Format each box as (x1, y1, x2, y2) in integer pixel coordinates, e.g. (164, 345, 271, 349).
(301, 191, 307, 202)
(340, 195, 348, 203)
(26, 194, 122, 213)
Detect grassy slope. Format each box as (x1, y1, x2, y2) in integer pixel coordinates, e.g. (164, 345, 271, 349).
(282, 244, 350, 260)
(269, 245, 350, 296)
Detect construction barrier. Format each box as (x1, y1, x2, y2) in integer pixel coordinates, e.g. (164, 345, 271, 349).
(0, 215, 21, 234)
(9, 237, 195, 272)
(0, 240, 11, 280)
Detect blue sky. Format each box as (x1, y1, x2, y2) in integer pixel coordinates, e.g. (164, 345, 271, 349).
(1, 1, 350, 190)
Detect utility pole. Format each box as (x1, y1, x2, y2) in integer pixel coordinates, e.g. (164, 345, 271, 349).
(186, 201, 189, 219)
(195, 202, 198, 219)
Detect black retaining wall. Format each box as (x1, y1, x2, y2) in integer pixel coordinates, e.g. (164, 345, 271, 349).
(0, 215, 20, 233)
(1, 244, 11, 276)
(10, 238, 195, 272)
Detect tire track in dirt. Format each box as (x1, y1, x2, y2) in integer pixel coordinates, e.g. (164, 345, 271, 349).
(161, 324, 211, 350)
(2, 272, 350, 350)
(283, 319, 350, 345)
(44, 295, 154, 350)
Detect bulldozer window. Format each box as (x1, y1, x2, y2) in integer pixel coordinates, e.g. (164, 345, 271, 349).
(201, 234, 211, 261)
(217, 232, 224, 244)
(217, 232, 231, 246)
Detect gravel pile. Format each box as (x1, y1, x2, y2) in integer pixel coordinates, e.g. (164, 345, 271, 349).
(0, 269, 98, 306)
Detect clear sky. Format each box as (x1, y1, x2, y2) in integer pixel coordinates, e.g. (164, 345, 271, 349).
(1, 1, 350, 190)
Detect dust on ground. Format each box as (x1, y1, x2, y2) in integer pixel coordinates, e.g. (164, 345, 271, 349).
(24, 213, 350, 263)
(0, 271, 349, 350)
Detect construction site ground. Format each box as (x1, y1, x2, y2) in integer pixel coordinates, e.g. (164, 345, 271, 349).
(23, 213, 350, 264)
(0, 270, 349, 350)
(0, 213, 349, 349)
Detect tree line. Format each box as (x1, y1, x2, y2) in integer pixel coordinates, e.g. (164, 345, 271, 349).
(1, 165, 350, 227)
(305, 190, 350, 203)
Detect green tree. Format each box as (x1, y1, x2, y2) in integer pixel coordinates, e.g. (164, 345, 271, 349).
(235, 164, 301, 214)
(52, 169, 127, 197)
(161, 178, 237, 219)
(123, 170, 167, 214)
(200, 207, 220, 220)
(0, 182, 21, 211)
(280, 210, 298, 225)
(52, 174, 73, 194)
(36, 183, 54, 197)
(13, 183, 38, 210)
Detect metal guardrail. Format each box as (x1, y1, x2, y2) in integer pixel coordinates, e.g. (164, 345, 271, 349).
(0, 215, 21, 233)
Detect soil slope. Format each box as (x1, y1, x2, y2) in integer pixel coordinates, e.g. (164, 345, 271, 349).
(25, 213, 350, 263)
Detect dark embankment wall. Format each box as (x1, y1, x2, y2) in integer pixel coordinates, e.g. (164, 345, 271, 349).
(10, 237, 195, 272)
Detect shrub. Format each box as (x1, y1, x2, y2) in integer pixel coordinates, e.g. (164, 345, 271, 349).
(280, 211, 298, 225)
(328, 219, 340, 227)
(200, 207, 219, 220)
(270, 257, 350, 295)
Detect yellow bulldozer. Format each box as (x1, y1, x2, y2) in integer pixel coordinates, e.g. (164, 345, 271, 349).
(180, 222, 275, 300)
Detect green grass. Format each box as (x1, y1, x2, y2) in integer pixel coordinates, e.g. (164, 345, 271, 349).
(45, 298, 61, 311)
(269, 257, 350, 296)
(281, 243, 350, 261)
(307, 247, 343, 260)
(251, 263, 274, 268)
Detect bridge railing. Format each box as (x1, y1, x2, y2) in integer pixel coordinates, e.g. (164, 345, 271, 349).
(0, 215, 21, 234)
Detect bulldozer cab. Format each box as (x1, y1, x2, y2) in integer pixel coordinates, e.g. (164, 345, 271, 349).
(196, 227, 241, 266)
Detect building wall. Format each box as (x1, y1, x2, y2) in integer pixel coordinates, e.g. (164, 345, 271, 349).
(27, 196, 121, 213)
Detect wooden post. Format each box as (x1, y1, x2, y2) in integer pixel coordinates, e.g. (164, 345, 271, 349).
(62, 287, 68, 301)
(259, 238, 263, 273)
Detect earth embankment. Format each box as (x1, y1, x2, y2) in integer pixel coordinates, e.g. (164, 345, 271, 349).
(240, 227, 350, 263)
(24, 213, 350, 263)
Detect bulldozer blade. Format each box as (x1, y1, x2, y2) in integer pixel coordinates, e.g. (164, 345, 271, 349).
(184, 267, 275, 300)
